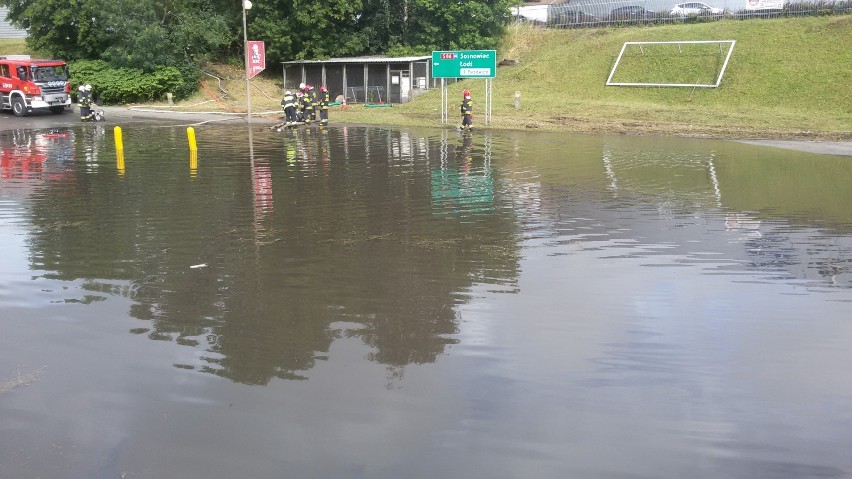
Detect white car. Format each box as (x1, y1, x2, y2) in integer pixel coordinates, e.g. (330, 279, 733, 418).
(670, 2, 724, 15)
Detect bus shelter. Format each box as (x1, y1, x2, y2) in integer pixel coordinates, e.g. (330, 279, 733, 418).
(282, 56, 437, 105)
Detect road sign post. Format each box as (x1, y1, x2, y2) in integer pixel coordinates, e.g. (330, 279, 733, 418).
(432, 50, 496, 126)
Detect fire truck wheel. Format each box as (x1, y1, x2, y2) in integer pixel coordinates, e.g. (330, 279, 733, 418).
(49, 106, 65, 114)
(12, 97, 29, 117)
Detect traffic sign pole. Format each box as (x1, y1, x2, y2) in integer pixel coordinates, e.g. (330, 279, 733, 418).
(432, 50, 496, 127)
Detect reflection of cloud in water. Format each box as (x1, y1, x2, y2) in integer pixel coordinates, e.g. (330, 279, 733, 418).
(13, 125, 852, 393)
(4, 126, 852, 478)
(725, 213, 762, 238)
(55, 126, 518, 386)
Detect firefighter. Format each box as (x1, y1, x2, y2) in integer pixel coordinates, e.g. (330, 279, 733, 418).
(281, 90, 297, 126)
(303, 85, 315, 124)
(87, 84, 105, 121)
(460, 89, 473, 131)
(81, 84, 104, 122)
(293, 83, 304, 122)
(295, 90, 306, 122)
(77, 85, 88, 119)
(318, 85, 330, 126)
(309, 85, 320, 123)
(78, 84, 94, 121)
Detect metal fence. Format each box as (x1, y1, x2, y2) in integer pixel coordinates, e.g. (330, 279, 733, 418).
(514, 0, 852, 29)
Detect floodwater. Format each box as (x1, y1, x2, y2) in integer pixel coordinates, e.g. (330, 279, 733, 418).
(1, 123, 851, 479)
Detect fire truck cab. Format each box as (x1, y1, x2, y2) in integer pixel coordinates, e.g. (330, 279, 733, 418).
(1, 55, 72, 117)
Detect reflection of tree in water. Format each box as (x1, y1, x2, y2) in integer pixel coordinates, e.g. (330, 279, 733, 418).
(25, 126, 519, 385)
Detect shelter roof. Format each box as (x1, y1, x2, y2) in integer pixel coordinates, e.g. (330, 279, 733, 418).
(282, 55, 431, 65)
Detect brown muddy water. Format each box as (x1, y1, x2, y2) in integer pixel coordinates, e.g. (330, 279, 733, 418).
(1, 123, 851, 479)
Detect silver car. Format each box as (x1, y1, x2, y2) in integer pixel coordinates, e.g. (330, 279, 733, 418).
(670, 2, 724, 15)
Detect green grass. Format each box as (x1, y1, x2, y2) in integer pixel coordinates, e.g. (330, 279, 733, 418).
(607, 42, 732, 85)
(0, 38, 30, 56)
(150, 15, 851, 139)
(330, 16, 852, 139)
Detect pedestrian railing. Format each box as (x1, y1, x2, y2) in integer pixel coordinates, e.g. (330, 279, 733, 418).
(513, 0, 851, 29)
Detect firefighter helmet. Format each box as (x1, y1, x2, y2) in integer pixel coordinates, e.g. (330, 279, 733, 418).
(463, 89, 470, 97)
(299, 82, 306, 89)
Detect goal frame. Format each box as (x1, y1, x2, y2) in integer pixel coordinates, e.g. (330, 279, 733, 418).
(606, 40, 736, 88)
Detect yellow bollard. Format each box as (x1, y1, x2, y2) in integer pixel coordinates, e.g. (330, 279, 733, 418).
(187, 127, 197, 152)
(114, 126, 124, 150)
(114, 126, 125, 171)
(187, 127, 198, 174)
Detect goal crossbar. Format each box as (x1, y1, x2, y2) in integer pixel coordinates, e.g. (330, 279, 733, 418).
(606, 40, 736, 88)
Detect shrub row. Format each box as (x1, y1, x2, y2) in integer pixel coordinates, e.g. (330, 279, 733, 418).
(69, 60, 199, 104)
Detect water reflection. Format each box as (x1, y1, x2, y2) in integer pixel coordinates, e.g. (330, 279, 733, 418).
(0, 128, 76, 182)
(2, 124, 852, 477)
(432, 133, 494, 215)
(3, 127, 851, 382)
(4, 125, 522, 385)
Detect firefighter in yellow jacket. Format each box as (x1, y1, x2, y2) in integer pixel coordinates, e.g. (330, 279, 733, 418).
(303, 85, 315, 124)
(281, 90, 297, 126)
(460, 89, 473, 131)
(318, 85, 330, 126)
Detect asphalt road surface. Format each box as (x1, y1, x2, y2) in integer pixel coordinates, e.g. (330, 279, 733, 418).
(0, 105, 266, 131)
(2, 105, 849, 156)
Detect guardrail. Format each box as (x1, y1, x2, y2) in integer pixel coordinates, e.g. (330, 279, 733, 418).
(513, 0, 851, 29)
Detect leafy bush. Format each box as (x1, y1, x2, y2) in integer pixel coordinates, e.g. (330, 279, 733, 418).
(69, 60, 199, 104)
(385, 44, 431, 58)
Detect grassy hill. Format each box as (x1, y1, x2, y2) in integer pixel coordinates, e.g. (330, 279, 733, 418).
(5, 16, 851, 140)
(331, 16, 851, 139)
(0, 38, 28, 55)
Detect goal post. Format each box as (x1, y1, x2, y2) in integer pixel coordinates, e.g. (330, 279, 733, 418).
(606, 40, 736, 88)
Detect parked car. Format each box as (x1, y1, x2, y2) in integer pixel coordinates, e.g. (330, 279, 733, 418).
(551, 9, 603, 27)
(609, 5, 655, 20)
(669, 2, 724, 16)
(574, 11, 604, 25)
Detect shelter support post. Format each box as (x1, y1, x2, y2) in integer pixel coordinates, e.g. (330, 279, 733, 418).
(342, 64, 347, 101)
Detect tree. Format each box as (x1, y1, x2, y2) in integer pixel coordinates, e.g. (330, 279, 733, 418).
(2, 0, 513, 68)
(409, 0, 514, 51)
(97, 0, 232, 71)
(246, 0, 368, 62)
(244, 0, 513, 63)
(1, 0, 107, 60)
(1, 0, 232, 71)
(352, 0, 513, 55)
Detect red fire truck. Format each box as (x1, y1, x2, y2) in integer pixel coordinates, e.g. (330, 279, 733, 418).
(0, 55, 72, 117)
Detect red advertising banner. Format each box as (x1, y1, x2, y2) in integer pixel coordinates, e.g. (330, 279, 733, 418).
(247, 41, 265, 79)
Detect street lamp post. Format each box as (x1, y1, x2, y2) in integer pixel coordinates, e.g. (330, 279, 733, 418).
(242, 0, 253, 121)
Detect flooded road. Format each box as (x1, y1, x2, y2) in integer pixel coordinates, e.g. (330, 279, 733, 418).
(1, 123, 851, 478)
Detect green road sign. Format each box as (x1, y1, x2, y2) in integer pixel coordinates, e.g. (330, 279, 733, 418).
(431, 50, 497, 78)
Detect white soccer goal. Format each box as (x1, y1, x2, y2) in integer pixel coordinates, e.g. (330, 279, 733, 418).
(606, 40, 736, 88)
